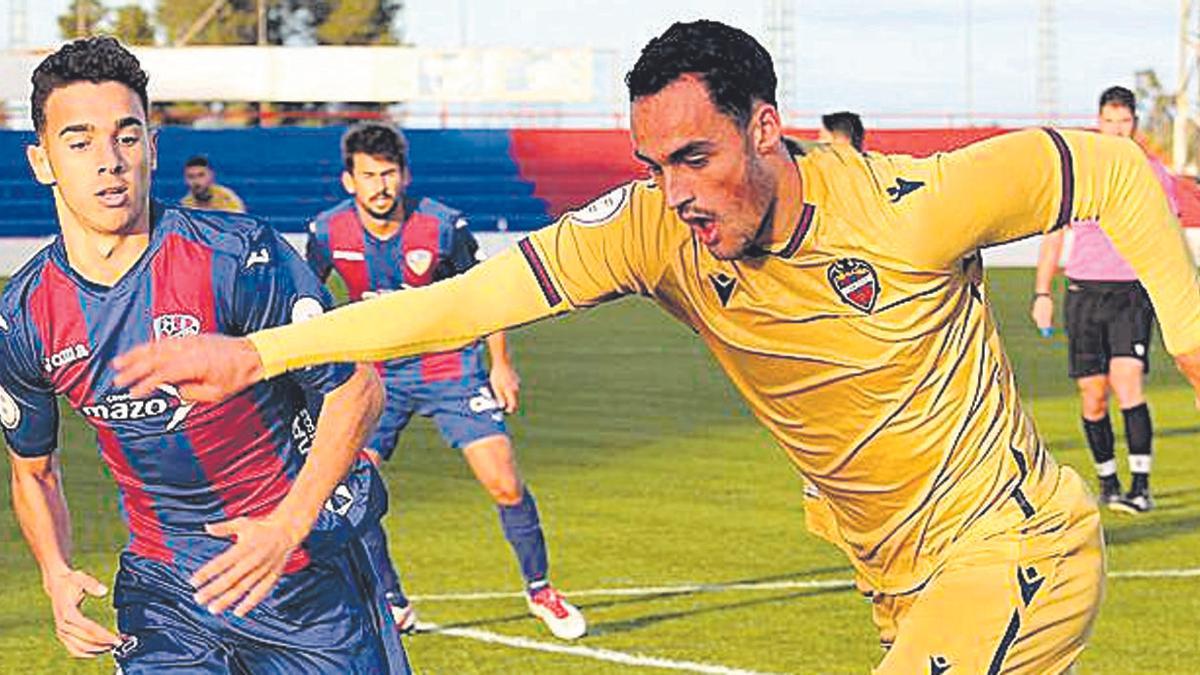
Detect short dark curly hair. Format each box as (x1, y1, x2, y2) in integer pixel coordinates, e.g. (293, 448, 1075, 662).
(30, 36, 149, 136)
(341, 122, 408, 173)
(625, 20, 777, 128)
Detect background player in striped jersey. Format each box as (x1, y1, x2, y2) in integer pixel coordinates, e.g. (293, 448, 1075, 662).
(304, 122, 585, 640)
(1, 37, 406, 672)
(1030, 86, 1180, 513)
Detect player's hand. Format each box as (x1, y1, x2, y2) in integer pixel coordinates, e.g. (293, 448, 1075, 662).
(1175, 347, 1200, 411)
(191, 516, 303, 618)
(44, 568, 122, 658)
(112, 334, 265, 402)
(490, 362, 521, 414)
(1030, 295, 1054, 332)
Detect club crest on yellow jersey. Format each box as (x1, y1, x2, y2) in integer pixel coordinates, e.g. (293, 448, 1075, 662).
(827, 258, 880, 313)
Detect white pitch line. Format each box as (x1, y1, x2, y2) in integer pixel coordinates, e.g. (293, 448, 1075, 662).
(422, 622, 781, 675)
(1109, 568, 1200, 579)
(411, 577, 854, 602)
(410, 568, 1200, 603)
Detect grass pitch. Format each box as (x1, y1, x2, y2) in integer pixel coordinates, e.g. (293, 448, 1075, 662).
(1, 268, 1197, 673)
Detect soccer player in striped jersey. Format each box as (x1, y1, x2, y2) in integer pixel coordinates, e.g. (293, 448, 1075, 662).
(2, 37, 406, 673)
(304, 123, 585, 640)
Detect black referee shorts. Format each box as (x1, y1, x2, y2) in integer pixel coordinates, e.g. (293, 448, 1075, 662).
(1063, 279, 1155, 379)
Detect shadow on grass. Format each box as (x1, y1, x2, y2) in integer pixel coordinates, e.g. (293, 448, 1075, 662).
(583, 585, 851, 637)
(1103, 512, 1200, 547)
(427, 565, 857, 635)
(1045, 425, 1200, 452)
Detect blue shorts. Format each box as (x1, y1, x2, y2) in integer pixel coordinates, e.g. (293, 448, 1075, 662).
(112, 549, 403, 674)
(369, 365, 508, 459)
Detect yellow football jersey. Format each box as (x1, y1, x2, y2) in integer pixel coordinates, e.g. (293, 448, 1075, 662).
(250, 128, 1200, 592)
(181, 183, 246, 213)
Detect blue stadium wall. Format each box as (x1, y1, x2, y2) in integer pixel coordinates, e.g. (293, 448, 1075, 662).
(0, 127, 636, 237)
(4, 127, 1197, 271)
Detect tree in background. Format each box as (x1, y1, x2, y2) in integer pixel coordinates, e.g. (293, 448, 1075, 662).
(56, 1, 404, 126)
(59, 2, 157, 45)
(57, 0, 107, 39)
(1134, 69, 1200, 175)
(1135, 69, 1174, 156)
(311, 0, 403, 45)
(156, 0, 268, 45)
(63, 1, 403, 47)
(111, 5, 157, 45)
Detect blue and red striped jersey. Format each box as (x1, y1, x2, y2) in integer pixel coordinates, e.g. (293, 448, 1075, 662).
(0, 202, 355, 574)
(305, 197, 486, 383)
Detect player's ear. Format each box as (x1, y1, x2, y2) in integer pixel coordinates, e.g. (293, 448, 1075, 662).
(26, 142, 56, 187)
(341, 170, 356, 195)
(750, 102, 782, 157)
(147, 127, 159, 172)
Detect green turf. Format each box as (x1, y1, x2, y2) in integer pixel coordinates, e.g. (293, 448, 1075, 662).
(1, 268, 1198, 673)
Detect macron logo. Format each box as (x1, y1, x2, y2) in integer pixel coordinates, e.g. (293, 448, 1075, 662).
(886, 177, 925, 203)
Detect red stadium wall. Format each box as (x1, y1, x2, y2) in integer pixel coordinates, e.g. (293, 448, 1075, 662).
(510, 127, 1200, 228)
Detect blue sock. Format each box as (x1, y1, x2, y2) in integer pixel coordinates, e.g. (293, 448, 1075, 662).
(360, 520, 408, 606)
(497, 488, 549, 591)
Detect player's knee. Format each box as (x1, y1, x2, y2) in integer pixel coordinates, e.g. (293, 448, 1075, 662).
(485, 476, 525, 505)
(1107, 368, 1144, 408)
(1076, 382, 1108, 418)
(1080, 397, 1108, 419)
(1108, 376, 1143, 408)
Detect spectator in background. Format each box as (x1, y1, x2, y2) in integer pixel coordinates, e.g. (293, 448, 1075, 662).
(181, 155, 245, 213)
(819, 111, 865, 152)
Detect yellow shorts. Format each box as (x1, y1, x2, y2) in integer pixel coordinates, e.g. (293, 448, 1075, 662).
(872, 467, 1104, 675)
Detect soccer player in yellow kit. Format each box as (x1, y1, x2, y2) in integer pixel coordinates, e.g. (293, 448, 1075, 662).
(115, 21, 1200, 673)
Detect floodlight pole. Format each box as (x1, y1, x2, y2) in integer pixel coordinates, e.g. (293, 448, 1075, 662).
(258, 0, 267, 46)
(965, 0, 974, 125)
(1174, 0, 1198, 172)
(764, 0, 796, 115)
(1036, 0, 1059, 125)
(10, 0, 27, 48)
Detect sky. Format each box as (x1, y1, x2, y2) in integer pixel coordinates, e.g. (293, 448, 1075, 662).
(4, 0, 1186, 124)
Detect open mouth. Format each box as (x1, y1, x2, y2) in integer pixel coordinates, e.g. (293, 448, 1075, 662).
(95, 184, 129, 207)
(685, 217, 719, 247)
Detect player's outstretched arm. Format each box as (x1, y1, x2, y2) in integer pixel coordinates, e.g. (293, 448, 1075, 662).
(9, 452, 121, 657)
(926, 128, 1200, 368)
(113, 248, 554, 400)
(189, 363, 384, 616)
(115, 182, 667, 401)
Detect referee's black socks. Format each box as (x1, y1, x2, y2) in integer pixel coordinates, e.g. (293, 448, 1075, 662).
(1083, 415, 1118, 488)
(1122, 403, 1153, 493)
